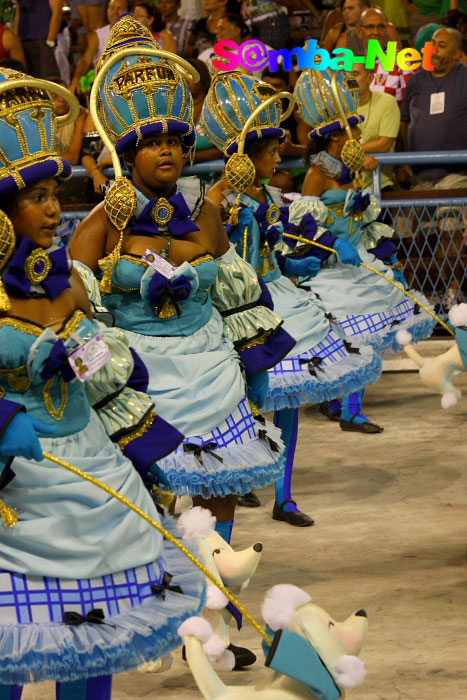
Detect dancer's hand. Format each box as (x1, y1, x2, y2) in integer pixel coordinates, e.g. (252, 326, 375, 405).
(0, 414, 56, 462)
(334, 239, 362, 267)
(284, 256, 321, 279)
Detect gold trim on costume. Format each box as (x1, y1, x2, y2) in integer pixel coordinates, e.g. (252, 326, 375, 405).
(42, 376, 68, 420)
(118, 411, 155, 449)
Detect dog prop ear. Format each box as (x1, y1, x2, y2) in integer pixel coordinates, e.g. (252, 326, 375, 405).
(261, 584, 312, 631)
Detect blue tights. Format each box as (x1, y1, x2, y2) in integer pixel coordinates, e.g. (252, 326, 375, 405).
(274, 408, 299, 513)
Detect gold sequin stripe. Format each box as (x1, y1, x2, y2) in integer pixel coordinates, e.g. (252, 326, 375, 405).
(40, 451, 272, 646)
(282, 231, 455, 337)
(118, 411, 154, 449)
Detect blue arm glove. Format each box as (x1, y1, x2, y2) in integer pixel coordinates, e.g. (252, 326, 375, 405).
(333, 238, 362, 266)
(0, 414, 57, 462)
(283, 256, 321, 279)
(246, 370, 269, 411)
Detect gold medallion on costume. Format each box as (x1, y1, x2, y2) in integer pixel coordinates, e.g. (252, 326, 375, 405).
(151, 198, 174, 226)
(24, 248, 53, 285)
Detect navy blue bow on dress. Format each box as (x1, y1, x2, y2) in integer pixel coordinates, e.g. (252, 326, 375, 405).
(147, 272, 192, 318)
(351, 192, 370, 214)
(4, 238, 71, 300)
(132, 193, 200, 238)
(285, 213, 318, 249)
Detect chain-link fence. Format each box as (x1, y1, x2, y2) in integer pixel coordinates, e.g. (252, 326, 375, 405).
(372, 152, 467, 319)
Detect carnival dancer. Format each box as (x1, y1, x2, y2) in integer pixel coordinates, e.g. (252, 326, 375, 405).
(69, 16, 294, 545)
(291, 67, 436, 432)
(0, 68, 206, 698)
(205, 70, 382, 526)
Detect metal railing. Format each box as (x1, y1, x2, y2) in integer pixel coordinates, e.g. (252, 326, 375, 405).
(62, 152, 467, 315)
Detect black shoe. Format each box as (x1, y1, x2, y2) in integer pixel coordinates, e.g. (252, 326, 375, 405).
(182, 643, 256, 669)
(319, 401, 341, 421)
(237, 491, 261, 507)
(272, 500, 314, 527)
(229, 643, 256, 669)
(340, 416, 384, 433)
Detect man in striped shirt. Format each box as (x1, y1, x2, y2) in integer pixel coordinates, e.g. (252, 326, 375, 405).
(357, 7, 412, 105)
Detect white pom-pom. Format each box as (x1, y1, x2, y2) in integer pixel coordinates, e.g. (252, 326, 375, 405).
(449, 303, 467, 327)
(441, 392, 459, 409)
(261, 584, 312, 631)
(178, 506, 216, 541)
(178, 616, 213, 643)
(203, 633, 227, 660)
(396, 329, 412, 346)
(334, 655, 366, 688)
(206, 584, 229, 610)
(211, 649, 236, 672)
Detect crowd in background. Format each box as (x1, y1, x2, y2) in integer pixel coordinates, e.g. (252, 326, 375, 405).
(0, 0, 465, 207)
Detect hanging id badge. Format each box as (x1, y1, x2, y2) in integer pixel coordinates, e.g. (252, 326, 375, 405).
(67, 330, 111, 382)
(430, 92, 445, 115)
(142, 248, 177, 279)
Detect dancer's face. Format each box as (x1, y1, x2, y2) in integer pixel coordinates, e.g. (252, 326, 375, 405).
(127, 133, 184, 197)
(9, 178, 61, 249)
(251, 138, 282, 181)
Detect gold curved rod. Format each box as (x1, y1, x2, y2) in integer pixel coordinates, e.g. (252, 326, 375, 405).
(236, 91, 295, 156)
(283, 230, 454, 336)
(0, 77, 80, 127)
(330, 71, 353, 141)
(90, 46, 200, 178)
(43, 451, 272, 645)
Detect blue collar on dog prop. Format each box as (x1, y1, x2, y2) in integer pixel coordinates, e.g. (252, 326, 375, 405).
(262, 625, 341, 700)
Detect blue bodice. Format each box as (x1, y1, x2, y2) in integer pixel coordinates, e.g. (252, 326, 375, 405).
(0, 310, 92, 436)
(104, 254, 219, 337)
(320, 190, 373, 246)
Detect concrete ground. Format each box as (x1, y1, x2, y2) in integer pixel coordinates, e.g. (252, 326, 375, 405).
(24, 369, 467, 700)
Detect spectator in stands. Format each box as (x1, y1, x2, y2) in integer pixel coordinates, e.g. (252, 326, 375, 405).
(402, 0, 442, 41)
(159, 0, 194, 55)
(73, 0, 107, 38)
(0, 22, 26, 67)
(16, 0, 62, 78)
(357, 7, 407, 105)
(399, 27, 467, 189)
(320, 0, 370, 52)
(186, 58, 223, 166)
(133, 2, 178, 52)
(70, 0, 131, 94)
(186, 0, 239, 57)
(352, 62, 400, 193)
(81, 112, 108, 197)
(198, 13, 250, 69)
(51, 77, 87, 165)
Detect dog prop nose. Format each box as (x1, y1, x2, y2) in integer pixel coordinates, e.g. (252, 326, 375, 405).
(253, 543, 263, 552)
(355, 609, 367, 617)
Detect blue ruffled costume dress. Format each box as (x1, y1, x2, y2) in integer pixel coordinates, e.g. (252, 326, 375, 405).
(223, 186, 382, 412)
(99, 180, 289, 498)
(288, 190, 436, 352)
(0, 311, 205, 686)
